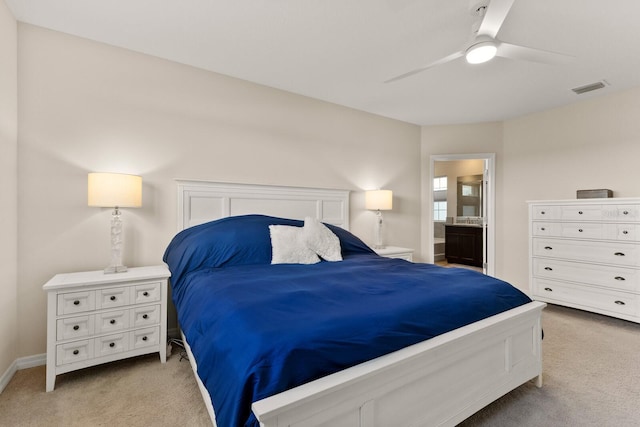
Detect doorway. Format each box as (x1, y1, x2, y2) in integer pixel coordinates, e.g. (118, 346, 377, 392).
(428, 153, 495, 276)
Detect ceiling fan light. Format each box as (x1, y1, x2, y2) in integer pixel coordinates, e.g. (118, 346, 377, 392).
(465, 41, 497, 64)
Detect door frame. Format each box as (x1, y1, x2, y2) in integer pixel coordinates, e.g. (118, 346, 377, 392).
(428, 153, 495, 276)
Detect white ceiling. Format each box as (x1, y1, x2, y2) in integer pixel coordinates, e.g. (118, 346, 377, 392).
(6, 0, 640, 125)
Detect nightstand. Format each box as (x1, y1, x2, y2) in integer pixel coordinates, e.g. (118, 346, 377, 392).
(374, 246, 414, 261)
(43, 265, 171, 392)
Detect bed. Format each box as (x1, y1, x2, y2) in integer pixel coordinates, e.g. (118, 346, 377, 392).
(166, 180, 545, 427)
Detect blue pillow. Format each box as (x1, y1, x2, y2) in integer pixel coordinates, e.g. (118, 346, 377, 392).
(163, 214, 374, 288)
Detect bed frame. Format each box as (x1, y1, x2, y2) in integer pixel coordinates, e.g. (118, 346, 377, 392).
(174, 179, 546, 427)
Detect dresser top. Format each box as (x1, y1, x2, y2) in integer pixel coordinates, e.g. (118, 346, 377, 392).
(527, 197, 640, 205)
(43, 265, 171, 291)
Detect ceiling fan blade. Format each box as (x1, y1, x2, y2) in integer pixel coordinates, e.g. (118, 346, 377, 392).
(497, 42, 573, 65)
(384, 51, 464, 83)
(477, 0, 516, 38)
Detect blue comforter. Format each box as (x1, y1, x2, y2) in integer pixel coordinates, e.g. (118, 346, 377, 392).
(164, 215, 531, 427)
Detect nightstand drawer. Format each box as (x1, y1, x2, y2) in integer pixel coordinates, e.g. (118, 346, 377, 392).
(95, 333, 129, 357)
(57, 291, 96, 315)
(132, 282, 161, 304)
(57, 315, 94, 341)
(95, 309, 129, 334)
(97, 287, 130, 309)
(131, 305, 160, 327)
(131, 326, 160, 350)
(56, 340, 93, 366)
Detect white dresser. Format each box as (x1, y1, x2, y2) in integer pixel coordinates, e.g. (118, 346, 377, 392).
(43, 265, 171, 391)
(528, 198, 640, 323)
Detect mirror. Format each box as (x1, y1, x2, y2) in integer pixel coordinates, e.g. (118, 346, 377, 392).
(457, 174, 483, 217)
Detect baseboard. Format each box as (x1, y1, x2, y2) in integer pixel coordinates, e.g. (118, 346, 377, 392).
(0, 353, 46, 394)
(0, 360, 17, 394)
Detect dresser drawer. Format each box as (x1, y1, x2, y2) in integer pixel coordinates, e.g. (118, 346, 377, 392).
(57, 291, 96, 315)
(533, 238, 640, 267)
(603, 223, 640, 241)
(532, 222, 560, 237)
(95, 309, 130, 334)
(532, 206, 560, 220)
(97, 286, 130, 309)
(56, 340, 94, 366)
(57, 315, 94, 341)
(131, 326, 160, 350)
(533, 278, 638, 317)
(132, 282, 161, 304)
(131, 305, 160, 327)
(95, 333, 129, 358)
(603, 205, 640, 221)
(532, 258, 640, 292)
(559, 222, 603, 239)
(560, 205, 603, 221)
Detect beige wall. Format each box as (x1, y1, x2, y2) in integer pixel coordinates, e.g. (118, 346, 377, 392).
(421, 87, 640, 292)
(500, 86, 640, 290)
(420, 122, 503, 269)
(0, 0, 18, 378)
(17, 24, 421, 357)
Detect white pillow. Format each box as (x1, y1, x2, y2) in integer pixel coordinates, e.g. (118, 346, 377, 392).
(303, 217, 342, 262)
(269, 225, 320, 265)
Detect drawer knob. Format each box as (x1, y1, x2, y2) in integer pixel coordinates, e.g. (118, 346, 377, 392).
(623, 211, 629, 215)
(109, 342, 115, 348)
(142, 314, 149, 319)
(544, 287, 553, 292)
(544, 246, 553, 250)
(615, 300, 626, 305)
(73, 325, 79, 331)
(544, 267, 553, 271)
(73, 349, 79, 355)
(142, 336, 148, 341)
(615, 276, 626, 281)
(541, 211, 546, 215)
(110, 296, 116, 301)
(143, 291, 149, 297)
(73, 300, 80, 306)
(578, 229, 583, 232)
(614, 252, 626, 257)
(623, 230, 629, 235)
(540, 227, 546, 231)
(110, 319, 116, 324)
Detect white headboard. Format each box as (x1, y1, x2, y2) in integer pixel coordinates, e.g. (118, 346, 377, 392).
(176, 180, 350, 231)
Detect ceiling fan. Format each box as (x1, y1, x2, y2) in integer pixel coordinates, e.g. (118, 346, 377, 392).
(385, 0, 572, 83)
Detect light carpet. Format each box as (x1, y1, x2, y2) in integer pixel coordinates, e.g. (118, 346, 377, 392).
(1, 304, 638, 426)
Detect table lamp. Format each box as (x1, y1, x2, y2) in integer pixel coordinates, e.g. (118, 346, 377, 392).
(365, 189, 393, 249)
(88, 172, 142, 273)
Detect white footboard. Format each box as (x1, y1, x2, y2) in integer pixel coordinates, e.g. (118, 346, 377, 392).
(252, 301, 546, 427)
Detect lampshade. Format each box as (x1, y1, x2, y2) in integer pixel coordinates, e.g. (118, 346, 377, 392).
(365, 189, 393, 211)
(88, 173, 142, 208)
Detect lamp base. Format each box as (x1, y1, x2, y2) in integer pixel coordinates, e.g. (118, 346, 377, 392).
(104, 265, 128, 274)
(105, 207, 127, 274)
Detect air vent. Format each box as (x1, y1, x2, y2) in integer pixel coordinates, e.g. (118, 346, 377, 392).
(572, 81, 607, 95)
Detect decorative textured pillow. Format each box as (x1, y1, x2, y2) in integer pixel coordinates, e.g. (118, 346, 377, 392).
(269, 225, 320, 264)
(303, 217, 342, 261)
